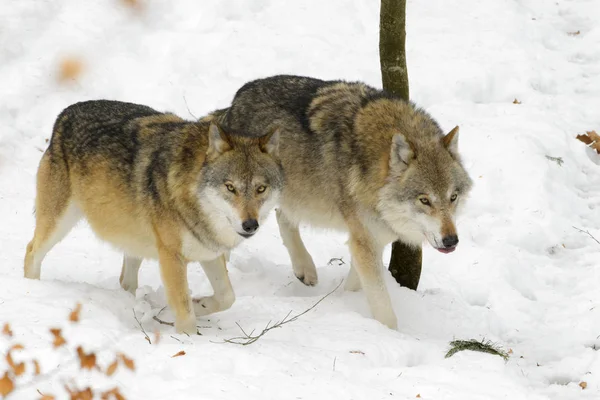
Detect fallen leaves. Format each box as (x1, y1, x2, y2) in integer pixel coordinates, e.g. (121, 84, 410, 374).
(69, 304, 82, 323)
(567, 30, 581, 36)
(50, 328, 66, 348)
(2, 324, 13, 338)
(171, 350, 186, 358)
(65, 385, 93, 400)
(0, 372, 14, 397)
(1, 304, 134, 399)
(76, 347, 97, 370)
(118, 353, 135, 371)
(575, 130, 600, 154)
(512, 98, 521, 104)
(106, 360, 119, 377)
(101, 387, 126, 400)
(57, 57, 84, 83)
(579, 381, 587, 389)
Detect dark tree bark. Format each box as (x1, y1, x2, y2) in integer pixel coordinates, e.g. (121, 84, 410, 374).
(379, 0, 422, 290)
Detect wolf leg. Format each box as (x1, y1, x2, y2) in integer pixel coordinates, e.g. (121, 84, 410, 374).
(344, 263, 362, 292)
(119, 255, 142, 294)
(193, 254, 235, 316)
(276, 209, 318, 286)
(25, 155, 81, 279)
(155, 238, 196, 334)
(346, 222, 397, 330)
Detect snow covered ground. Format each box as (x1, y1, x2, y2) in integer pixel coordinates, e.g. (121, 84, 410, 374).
(1, 0, 600, 398)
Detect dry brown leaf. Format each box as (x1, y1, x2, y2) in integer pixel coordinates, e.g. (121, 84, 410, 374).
(33, 359, 41, 376)
(416, 395, 421, 398)
(101, 387, 126, 400)
(65, 385, 94, 400)
(118, 353, 135, 371)
(349, 350, 365, 355)
(576, 131, 600, 154)
(579, 381, 587, 389)
(513, 98, 521, 104)
(106, 360, 119, 377)
(0, 372, 14, 397)
(508, 348, 514, 354)
(37, 389, 56, 400)
(50, 328, 66, 348)
(11, 344, 24, 352)
(57, 57, 84, 83)
(568, 30, 581, 36)
(76, 347, 97, 370)
(171, 350, 186, 358)
(69, 303, 82, 323)
(13, 362, 26, 376)
(6, 352, 15, 369)
(2, 323, 13, 337)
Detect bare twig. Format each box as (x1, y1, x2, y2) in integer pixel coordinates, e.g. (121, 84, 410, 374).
(545, 155, 564, 166)
(332, 357, 337, 371)
(182, 95, 197, 120)
(152, 315, 174, 327)
(222, 280, 343, 346)
(327, 257, 345, 266)
(133, 310, 151, 345)
(573, 226, 600, 246)
(152, 306, 174, 327)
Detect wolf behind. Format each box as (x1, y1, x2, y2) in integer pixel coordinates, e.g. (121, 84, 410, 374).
(207, 75, 473, 329)
(24, 100, 283, 334)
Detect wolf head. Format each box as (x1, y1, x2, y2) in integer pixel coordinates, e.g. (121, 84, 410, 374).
(378, 126, 473, 253)
(199, 123, 283, 239)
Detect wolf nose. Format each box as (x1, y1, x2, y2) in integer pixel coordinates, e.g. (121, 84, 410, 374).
(242, 219, 259, 234)
(442, 235, 459, 248)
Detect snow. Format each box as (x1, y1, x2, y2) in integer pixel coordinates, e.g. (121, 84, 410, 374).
(1, 0, 600, 398)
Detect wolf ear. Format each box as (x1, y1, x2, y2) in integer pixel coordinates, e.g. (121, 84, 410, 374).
(207, 123, 232, 158)
(259, 127, 280, 158)
(442, 126, 459, 156)
(390, 133, 414, 170)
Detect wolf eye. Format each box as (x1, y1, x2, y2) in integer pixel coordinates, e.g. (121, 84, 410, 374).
(256, 185, 267, 193)
(225, 183, 236, 193)
(419, 197, 430, 206)
(450, 193, 458, 202)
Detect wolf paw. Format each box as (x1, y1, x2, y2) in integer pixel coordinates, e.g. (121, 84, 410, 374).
(175, 314, 198, 335)
(295, 271, 318, 286)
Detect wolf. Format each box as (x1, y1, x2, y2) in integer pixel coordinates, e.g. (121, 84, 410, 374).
(205, 75, 473, 329)
(24, 100, 283, 334)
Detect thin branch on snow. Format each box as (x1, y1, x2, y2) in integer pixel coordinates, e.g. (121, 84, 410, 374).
(182, 95, 198, 120)
(221, 280, 343, 346)
(152, 306, 174, 327)
(133, 309, 152, 345)
(573, 226, 600, 246)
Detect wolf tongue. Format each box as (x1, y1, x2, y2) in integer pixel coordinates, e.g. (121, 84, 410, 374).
(437, 247, 456, 254)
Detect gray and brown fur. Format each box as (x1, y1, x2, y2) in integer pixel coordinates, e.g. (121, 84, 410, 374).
(205, 75, 473, 329)
(24, 100, 283, 334)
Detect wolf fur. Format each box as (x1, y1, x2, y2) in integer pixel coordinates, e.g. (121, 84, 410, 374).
(204, 75, 473, 329)
(24, 100, 283, 334)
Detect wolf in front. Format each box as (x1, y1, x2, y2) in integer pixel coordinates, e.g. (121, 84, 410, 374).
(208, 75, 473, 329)
(24, 100, 283, 334)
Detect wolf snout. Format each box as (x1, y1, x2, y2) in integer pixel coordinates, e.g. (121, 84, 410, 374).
(240, 219, 259, 237)
(436, 234, 458, 254)
(442, 235, 458, 248)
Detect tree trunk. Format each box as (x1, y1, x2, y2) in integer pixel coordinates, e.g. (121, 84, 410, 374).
(379, 0, 422, 290)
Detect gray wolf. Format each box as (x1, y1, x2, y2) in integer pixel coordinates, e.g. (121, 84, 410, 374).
(206, 75, 473, 329)
(24, 100, 283, 334)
